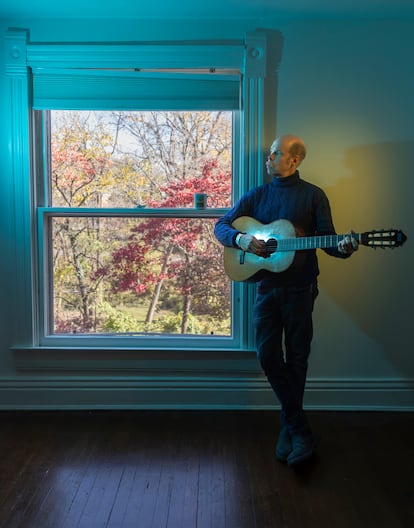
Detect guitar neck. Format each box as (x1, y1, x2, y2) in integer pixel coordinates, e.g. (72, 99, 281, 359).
(275, 233, 360, 251)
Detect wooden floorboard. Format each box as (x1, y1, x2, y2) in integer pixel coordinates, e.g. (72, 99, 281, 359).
(0, 410, 412, 528)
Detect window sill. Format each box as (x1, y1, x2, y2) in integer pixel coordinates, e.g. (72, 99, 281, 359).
(12, 346, 257, 376)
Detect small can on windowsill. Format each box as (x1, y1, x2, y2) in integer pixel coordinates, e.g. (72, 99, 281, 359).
(194, 193, 208, 209)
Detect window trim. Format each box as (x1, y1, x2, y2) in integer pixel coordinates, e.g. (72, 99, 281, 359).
(5, 28, 280, 353)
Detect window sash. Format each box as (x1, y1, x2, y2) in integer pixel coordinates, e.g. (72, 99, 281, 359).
(37, 208, 246, 349)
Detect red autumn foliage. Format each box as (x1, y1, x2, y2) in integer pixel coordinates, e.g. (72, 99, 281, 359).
(100, 160, 231, 304)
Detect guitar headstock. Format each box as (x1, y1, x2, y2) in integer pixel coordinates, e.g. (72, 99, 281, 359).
(360, 229, 407, 249)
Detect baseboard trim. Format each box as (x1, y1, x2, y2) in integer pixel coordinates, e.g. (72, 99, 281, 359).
(0, 376, 413, 411)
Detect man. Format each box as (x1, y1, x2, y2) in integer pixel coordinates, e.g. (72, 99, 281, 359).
(214, 134, 358, 466)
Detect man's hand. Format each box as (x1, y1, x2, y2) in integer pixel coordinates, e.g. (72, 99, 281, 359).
(237, 234, 268, 257)
(338, 232, 359, 255)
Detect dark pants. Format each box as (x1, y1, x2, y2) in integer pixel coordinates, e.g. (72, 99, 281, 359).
(253, 282, 318, 436)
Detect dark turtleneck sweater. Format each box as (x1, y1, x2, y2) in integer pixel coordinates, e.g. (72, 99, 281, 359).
(214, 171, 348, 289)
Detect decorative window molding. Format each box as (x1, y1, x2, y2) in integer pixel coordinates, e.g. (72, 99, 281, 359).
(4, 28, 282, 355)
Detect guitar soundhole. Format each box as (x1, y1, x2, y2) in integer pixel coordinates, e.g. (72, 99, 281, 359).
(265, 238, 278, 256)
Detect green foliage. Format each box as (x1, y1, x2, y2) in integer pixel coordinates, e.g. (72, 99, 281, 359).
(142, 312, 201, 334)
(98, 302, 142, 333)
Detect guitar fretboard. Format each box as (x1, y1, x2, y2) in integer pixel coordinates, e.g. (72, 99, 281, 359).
(267, 234, 359, 252)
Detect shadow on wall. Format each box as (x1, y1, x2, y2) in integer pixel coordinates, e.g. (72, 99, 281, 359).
(319, 141, 413, 368)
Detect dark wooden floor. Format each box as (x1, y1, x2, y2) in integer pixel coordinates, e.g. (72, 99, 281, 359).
(0, 410, 413, 528)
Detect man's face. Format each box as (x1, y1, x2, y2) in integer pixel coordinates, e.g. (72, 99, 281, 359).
(266, 139, 295, 178)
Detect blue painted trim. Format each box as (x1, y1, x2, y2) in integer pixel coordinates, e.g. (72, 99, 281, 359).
(4, 29, 34, 347)
(0, 377, 413, 411)
(38, 207, 230, 217)
(27, 43, 245, 70)
(5, 27, 282, 357)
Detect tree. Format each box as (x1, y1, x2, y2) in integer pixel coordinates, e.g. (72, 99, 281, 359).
(51, 112, 117, 331)
(100, 160, 231, 333)
(50, 110, 232, 335)
(108, 111, 232, 206)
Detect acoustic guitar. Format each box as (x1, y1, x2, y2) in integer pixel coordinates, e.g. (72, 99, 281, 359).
(223, 216, 407, 282)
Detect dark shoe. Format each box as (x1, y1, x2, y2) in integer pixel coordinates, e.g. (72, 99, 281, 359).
(287, 433, 316, 466)
(275, 425, 292, 462)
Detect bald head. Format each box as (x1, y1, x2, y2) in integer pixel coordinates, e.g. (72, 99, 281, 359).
(267, 135, 307, 178)
(271, 135, 307, 162)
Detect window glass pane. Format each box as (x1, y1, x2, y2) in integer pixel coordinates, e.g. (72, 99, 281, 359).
(44, 109, 234, 342)
(50, 216, 231, 337)
(50, 110, 232, 209)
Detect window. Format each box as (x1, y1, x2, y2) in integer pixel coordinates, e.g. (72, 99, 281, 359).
(39, 110, 233, 343)
(32, 66, 244, 348)
(6, 29, 274, 352)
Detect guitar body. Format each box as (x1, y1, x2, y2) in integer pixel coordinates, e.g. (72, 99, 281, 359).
(224, 217, 297, 281)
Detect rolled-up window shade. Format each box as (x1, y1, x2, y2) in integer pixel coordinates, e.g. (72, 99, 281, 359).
(32, 69, 241, 110)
